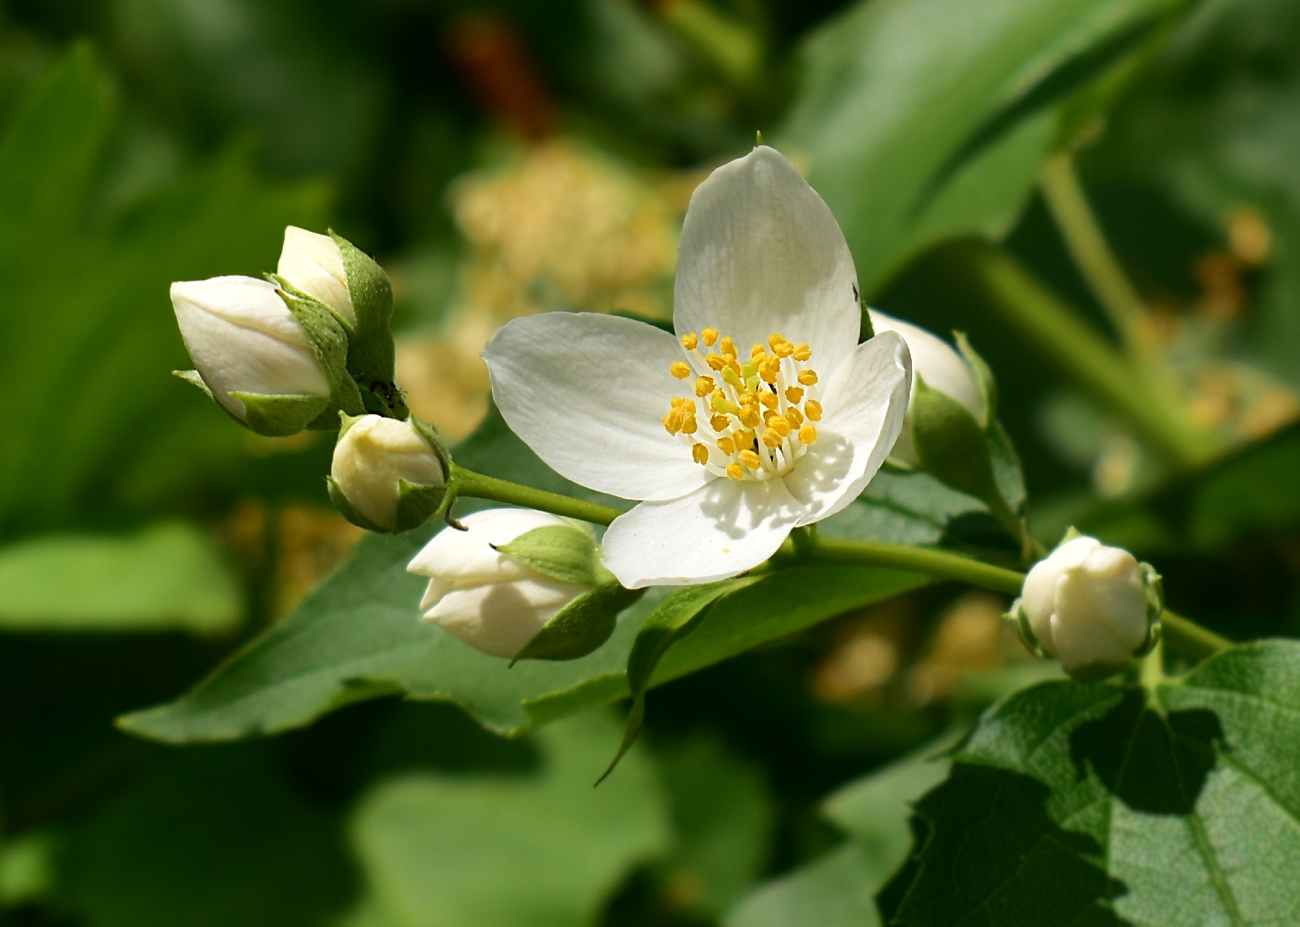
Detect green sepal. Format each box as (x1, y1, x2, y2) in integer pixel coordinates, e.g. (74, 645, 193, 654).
(332, 230, 398, 398)
(325, 475, 386, 533)
(1134, 561, 1164, 659)
(495, 525, 610, 587)
(393, 478, 449, 533)
(229, 391, 331, 438)
(911, 374, 1002, 505)
(953, 331, 997, 426)
(172, 369, 213, 399)
(271, 282, 366, 427)
(409, 417, 454, 491)
(1002, 598, 1048, 659)
(510, 583, 644, 666)
(858, 297, 875, 342)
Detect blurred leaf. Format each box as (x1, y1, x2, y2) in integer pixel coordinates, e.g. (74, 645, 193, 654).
(726, 842, 885, 927)
(0, 44, 329, 535)
(784, 0, 1191, 295)
(0, 521, 241, 635)
(52, 746, 354, 927)
(346, 711, 669, 927)
(880, 641, 1300, 926)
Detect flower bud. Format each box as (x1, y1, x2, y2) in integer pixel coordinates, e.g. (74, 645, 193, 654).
(869, 310, 985, 465)
(276, 227, 356, 329)
(328, 415, 447, 533)
(1012, 534, 1161, 678)
(170, 275, 331, 429)
(407, 508, 593, 659)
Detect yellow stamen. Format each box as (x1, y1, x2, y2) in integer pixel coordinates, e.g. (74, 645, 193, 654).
(702, 327, 718, 347)
(722, 366, 745, 390)
(805, 399, 823, 421)
(767, 333, 786, 351)
(706, 354, 728, 372)
(692, 443, 710, 464)
(726, 462, 743, 480)
(717, 437, 736, 455)
(797, 370, 819, 386)
(774, 341, 794, 359)
(770, 417, 791, 438)
(751, 344, 766, 359)
(759, 391, 778, 409)
(793, 343, 812, 361)
(761, 428, 783, 449)
(739, 392, 757, 406)
(734, 430, 755, 450)
(681, 415, 698, 435)
(670, 361, 691, 379)
(758, 359, 781, 384)
(799, 423, 817, 444)
(695, 376, 714, 397)
(663, 411, 684, 435)
(739, 450, 762, 470)
(785, 386, 804, 404)
(738, 407, 761, 428)
(720, 336, 736, 357)
(712, 396, 740, 415)
(670, 396, 686, 408)
(785, 408, 804, 427)
(681, 332, 699, 350)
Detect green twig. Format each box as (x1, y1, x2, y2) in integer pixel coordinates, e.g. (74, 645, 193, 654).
(1161, 609, 1232, 661)
(451, 465, 623, 526)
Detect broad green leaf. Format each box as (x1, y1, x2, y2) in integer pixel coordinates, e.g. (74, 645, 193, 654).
(0, 522, 241, 635)
(880, 641, 1300, 926)
(346, 711, 669, 927)
(783, 0, 1189, 295)
(50, 746, 355, 927)
(821, 468, 989, 547)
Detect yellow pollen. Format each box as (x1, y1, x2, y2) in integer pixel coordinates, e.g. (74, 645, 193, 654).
(695, 376, 714, 397)
(771, 417, 791, 438)
(692, 443, 710, 464)
(670, 396, 686, 408)
(799, 423, 817, 444)
(762, 428, 783, 448)
(681, 415, 698, 435)
(758, 360, 780, 384)
(710, 414, 730, 432)
(785, 408, 804, 427)
(805, 399, 823, 421)
(767, 333, 787, 350)
(702, 327, 718, 347)
(663, 411, 683, 435)
(717, 437, 736, 455)
(785, 386, 804, 403)
(798, 370, 819, 386)
(726, 357, 743, 376)
(751, 344, 766, 359)
(738, 407, 761, 428)
(774, 341, 794, 359)
(739, 450, 762, 469)
(726, 462, 743, 480)
(734, 430, 755, 450)
(681, 332, 699, 350)
(759, 391, 779, 409)
(793, 343, 812, 361)
(739, 391, 757, 406)
(720, 336, 736, 357)
(670, 361, 691, 379)
(706, 354, 728, 372)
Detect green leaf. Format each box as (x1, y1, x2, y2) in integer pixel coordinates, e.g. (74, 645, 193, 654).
(496, 524, 607, 586)
(880, 641, 1300, 926)
(346, 711, 670, 927)
(511, 583, 644, 665)
(782, 0, 1189, 295)
(0, 522, 241, 635)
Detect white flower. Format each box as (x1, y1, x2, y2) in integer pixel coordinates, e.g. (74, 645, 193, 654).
(483, 146, 912, 588)
(330, 415, 445, 532)
(170, 275, 330, 422)
(1021, 535, 1153, 675)
(868, 310, 984, 466)
(408, 508, 591, 659)
(277, 226, 356, 328)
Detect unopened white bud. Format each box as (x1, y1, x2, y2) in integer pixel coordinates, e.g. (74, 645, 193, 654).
(407, 509, 592, 659)
(1018, 535, 1158, 677)
(277, 226, 356, 328)
(330, 415, 446, 532)
(870, 310, 984, 465)
(170, 275, 330, 422)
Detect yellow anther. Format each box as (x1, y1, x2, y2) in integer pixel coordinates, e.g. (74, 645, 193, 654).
(706, 354, 728, 372)
(695, 376, 714, 397)
(702, 327, 719, 347)
(670, 361, 691, 379)
(692, 443, 710, 464)
(785, 386, 804, 404)
(726, 357, 743, 377)
(771, 417, 791, 437)
(663, 411, 683, 435)
(722, 366, 744, 389)
(774, 341, 794, 358)
(758, 359, 781, 384)
(670, 396, 686, 408)
(712, 396, 740, 415)
(710, 414, 730, 432)
(767, 333, 787, 350)
(797, 370, 819, 386)
(717, 437, 736, 456)
(761, 428, 783, 449)
(681, 332, 699, 351)
(739, 391, 757, 406)
(726, 462, 743, 480)
(739, 450, 762, 470)
(751, 344, 766, 359)
(720, 336, 736, 357)
(734, 430, 755, 450)
(793, 343, 812, 361)
(799, 423, 817, 445)
(681, 415, 698, 435)
(738, 407, 761, 428)
(785, 408, 804, 427)
(804, 399, 823, 421)
(759, 390, 779, 409)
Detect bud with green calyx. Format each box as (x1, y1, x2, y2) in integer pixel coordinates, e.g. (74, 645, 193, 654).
(407, 508, 641, 662)
(871, 309, 1025, 545)
(170, 275, 363, 437)
(1005, 529, 1163, 681)
(275, 227, 404, 417)
(328, 414, 450, 533)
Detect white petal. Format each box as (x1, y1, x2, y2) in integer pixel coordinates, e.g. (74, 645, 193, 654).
(601, 479, 802, 588)
(782, 331, 911, 526)
(408, 508, 569, 600)
(332, 416, 444, 530)
(426, 577, 588, 659)
(277, 226, 355, 328)
(674, 146, 860, 378)
(483, 312, 711, 502)
(869, 311, 984, 421)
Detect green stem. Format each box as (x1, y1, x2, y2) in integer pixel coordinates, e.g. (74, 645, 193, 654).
(451, 465, 623, 526)
(942, 240, 1221, 469)
(1161, 609, 1232, 661)
(801, 535, 1025, 595)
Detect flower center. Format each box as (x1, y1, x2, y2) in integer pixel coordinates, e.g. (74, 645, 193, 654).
(663, 327, 822, 481)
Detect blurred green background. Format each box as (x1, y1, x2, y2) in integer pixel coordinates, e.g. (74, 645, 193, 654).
(2, 0, 1300, 924)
